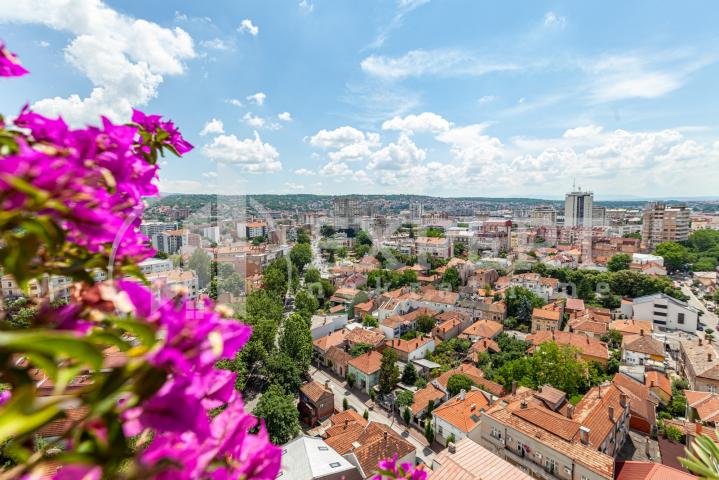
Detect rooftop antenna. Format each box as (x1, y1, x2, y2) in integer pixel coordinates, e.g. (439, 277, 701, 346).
(572, 178, 576, 192)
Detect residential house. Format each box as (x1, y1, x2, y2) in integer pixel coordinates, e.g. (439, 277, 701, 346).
(569, 318, 609, 338)
(326, 346, 352, 378)
(565, 298, 586, 317)
(531, 302, 564, 333)
(621, 332, 666, 369)
(410, 382, 446, 426)
(645, 371, 672, 405)
(466, 338, 501, 363)
(623, 293, 700, 334)
(684, 390, 719, 425)
(345, 328, 385, 350)
(480, 385, 627, 480)
(380, 307, 437, 340)
(348, 351, 383, 394)
(508, 273, 558, 302)
(609, 319, 654, 338)
(429, 438, 532, 480)
(323, 420, 415, 479)
(432, 389, 490, 445)
(436, 363, 506, 398)
(612, 373, 657, 434)
(313, 328, 350, 365)
(384, 336, 436, 362)
(353, 300, 375, 320)
(461, 320, 503, 342)
(679, 337, 719, 392)
(527, 330, 610, 366)
(614, 461, 696, 480)
(299, 380, 335, 426)
(432, 311, 472, 341)
(311, 314, 349, 340)
(629, 261, 668, 277)
(277, 435, 361, 480)
(146, 269, 199, 301)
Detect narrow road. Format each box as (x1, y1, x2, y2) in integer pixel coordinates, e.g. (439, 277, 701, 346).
(681, 282, 718, 330)
(310, 367, 436, 466)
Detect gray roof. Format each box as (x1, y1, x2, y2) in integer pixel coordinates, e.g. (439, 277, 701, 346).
(412, 358, 441, 369)
(632, 293, 700, 313)
(278, 435, 357, 480)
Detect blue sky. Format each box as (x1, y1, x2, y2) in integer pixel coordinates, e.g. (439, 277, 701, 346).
(1, 0, 719, 198)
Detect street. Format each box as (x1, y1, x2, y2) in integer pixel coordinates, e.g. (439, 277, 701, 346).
(681, 282, 718, 331)
(309, 367, 437, 466)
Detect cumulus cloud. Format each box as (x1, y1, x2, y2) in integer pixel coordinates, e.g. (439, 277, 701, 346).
(246, 92, 266, 105)
(368, 133, 426, 170)
(308, 126, 380, 162)
(382, 112, 451, 134)
(361, 49, 519, 80)
(294, 168, 315, 175)
(0, 0, 195, 126)
(277, 112, 292, 122)
(202, 171, 218, 178)
(200, 118, 224, 136)
(242, 112, 279, 130)
(543, 11, 566, 29)
(299, 0, 314, 13)
(238, 19, 258, 36)
(200, 38, 230, 51)
(563, 125, 603, 139)
(225, 98, 243, 107)
(202, 132, 282, 173)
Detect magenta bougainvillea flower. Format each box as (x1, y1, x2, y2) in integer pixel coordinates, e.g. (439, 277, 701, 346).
(0, 42, 28, 77)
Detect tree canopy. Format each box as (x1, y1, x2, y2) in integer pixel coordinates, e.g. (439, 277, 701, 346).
(607, 253, 632, 272)
(447, 374, 474, 397)
(253, 384, 301, 444)
(378, 348, 400, 394)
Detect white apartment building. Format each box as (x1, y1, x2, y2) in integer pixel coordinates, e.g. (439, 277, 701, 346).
(415, 236, 451, 259)
(641, 203, 690, 250)
(623, 293, 700, 333)
(564, 189, 594, 227)
(146, 269, 199, 300)
(202, 226, 221, 242)
(138, 258, 174, 275)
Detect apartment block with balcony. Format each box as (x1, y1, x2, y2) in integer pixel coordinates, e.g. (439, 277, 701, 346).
(640, 203, 690, 250)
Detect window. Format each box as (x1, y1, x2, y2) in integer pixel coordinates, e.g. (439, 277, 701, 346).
(490, 426, 502, 440)
(678, 313, 685, 324)
(318, 446, 329, 451)
(655, 303, 667, 309)
(329, 462, 341, 468)
(654, 311, 667, 317)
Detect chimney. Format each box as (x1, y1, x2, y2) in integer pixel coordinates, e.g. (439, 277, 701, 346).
(697, 423, 703, 435)
(511, 381, 517, 395)
(539, 386, 543, 393)
(640, 329, 644, 336)
(709, 353, 713, 362)
(460, 389, 466, 401)
(567, 405, 575, 419)
(579, 426, 590, 445)
(325, 380, 331, 391)
(470, 403, 477, 411)
(620, 393, 628, 408)
(608, 406, 615, 421)
(700, 338, 703, 346)
(448, 442, 456, 454)
(383, 431, 388, 441)
(651, 380, 655, 387)
(345, 419, 349, 428)
(520, 400, 528, 409)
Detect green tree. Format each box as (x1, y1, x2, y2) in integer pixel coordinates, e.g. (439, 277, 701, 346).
(505, 286, 545, 318)
(218, 272, 244, 296)
(423, 419, 434, 444)
(279, 313, 313, 373)
(403, 407, 412, 426)
(350, 343, 374, 358)
(445, 433, 456, 447)
(694, 257, 717, 272)
(296, 229, 311, 244)
(516, 296, 533, 325)
(304, 268, 321, 284)
(245, 289, 284, 352)
(607, 253, 632, 272)
(453, 242, 466, 258)
(253, 384, 301, 444)
(442, 267, 461, 291)
(290, 242, 313, 272)
(688, 229, 719, 252)
(600, 329, 623, 349)
(356, 230, 373, 247)
(396, 390, 414, 409)
(362, 315, 379, 328)
(425, 227, 444, 238)
(378, 348, 400, 394)
(416, 315, 435, 334)
(401, 363, 418, 386)
(447, 374, 474, 397)
(363, 409, 369, 420)
(263, 257, 295, 298)
(656, 241, 690, 272)
(347, 373, 356, 388)
(343, 397, 349, 411)
(188, 248, 211, 287)
(294, 289, 319, 322)
(264, 352, 303, 393)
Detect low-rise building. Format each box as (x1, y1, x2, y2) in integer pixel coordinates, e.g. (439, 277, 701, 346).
(311, 313, 349, 340)
(679, 337, 719, 392)
(380, 307, 437, 340)
(429, 437, 532, 480)
(621, 332, 665, 369)
(278, 435, 361, 480)
(612, 373, 657, 434)
(609, 319, 653, 338)
(531, 302, 564, 333)
(299, 380, 335, 426)
(432, 389, 490, 445)
(624, 293, 699, 334)
(527, 330, 610, 366)
(146, 269, 199, 300)
(461, 320, 503, 342)
(347, 351, 383, 394)
(432, 311, 472, 341)
(416, 236, 451, 259)
(684, 390, 719, 425)
(384, 336, 436, 362)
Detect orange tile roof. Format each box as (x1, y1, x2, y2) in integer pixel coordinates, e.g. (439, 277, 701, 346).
(348, 350, 383, 375)
(352, 423, 415, 478)
(329, 409, 368, 427)
(570, 318, 609, 335)
(513, 405, 581, 441)
(622, 334, 665, 357)
(645, 371, 671, 397)
(346, 328, 385, 346)
(527, 330, 609, 361)
(381, 307, 437, 329)
(685, 390, 719, 423)
(468, 338, 501, 355)
(573, 383, 626, 449)
(436, 364, 485, 389)
(326, 345, 352, 367)
(566, 298, 586, 311)
(433, 390, 489, 432)
(615, 461, 696, 480)
(461, 320, 503, 339)
(300, 380, 333, 404)
(411, 383, 446, 415)
(609, 319, 653, 337)
(532, 305, 561, 321)
(428, 438, 532, 480)
(385, 336, 433, 353)
(420, 288, 459, 305)
(313, 328, 349, 352)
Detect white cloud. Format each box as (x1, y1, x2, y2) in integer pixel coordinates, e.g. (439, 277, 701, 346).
(368, 133, 426, 171)
(382, 112, 451, 134)
(436, 124, 504, 166)
(200, 118, 224, 136)
(202, 132, 282, 173)
(1, 0, 195, 126)
(478, 95, 497, 104)
(367, 0, 431, 49)
(238, 19, 258, 36)
(158, 178, 205, 193)
(277, 111, 292, 122)
(200, 38, 230, 51)
(563, 125, 603, 139)
(246, 92, 266, 105)
(308, 126, 380, 162)
(294, 168, 315, 176)
(225, 98, 243, 107)
(361, 49, 519, 79)
(284, 182, 305, 191)
(202, 171, 218, 178)
(543, 11, 566, 29)
(299, 0, 314, 13)
(242, 112, 279, 130)
(36, 40, 50, 48)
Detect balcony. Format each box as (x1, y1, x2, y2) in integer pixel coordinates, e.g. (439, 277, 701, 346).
(502, 446, 557, 480)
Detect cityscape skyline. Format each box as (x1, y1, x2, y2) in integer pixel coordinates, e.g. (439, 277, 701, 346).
(1, 1, 719, 197)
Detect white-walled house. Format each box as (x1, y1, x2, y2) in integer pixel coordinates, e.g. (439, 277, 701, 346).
(625, 293, 700, 333)
(432, 389, 489, 446)
(310, 313, 348, 340)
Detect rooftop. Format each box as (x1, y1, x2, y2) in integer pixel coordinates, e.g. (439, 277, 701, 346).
(429, 438, 532, 480)
(278, 435, 357, 480)
(432, 390, 489, 432)
(527, 330, 609, 360)
(348, 350, 383, 375)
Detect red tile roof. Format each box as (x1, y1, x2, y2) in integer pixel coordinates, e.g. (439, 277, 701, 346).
(615, 461, 696, 480)
(348, 350, 383, 375)
(433, 390, 489, 433)
(527, 330, 609, 361)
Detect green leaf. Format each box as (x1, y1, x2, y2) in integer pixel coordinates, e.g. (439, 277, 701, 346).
(113, 319, 157, 348)
(0, 387, 62, 443)
(0, 331, 104, 370)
